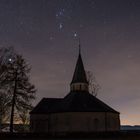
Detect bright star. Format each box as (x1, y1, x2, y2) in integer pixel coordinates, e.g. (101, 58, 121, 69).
(59, 23, 63, 29)
(74, 32, 78, 37)
(9, 58, 12, 62)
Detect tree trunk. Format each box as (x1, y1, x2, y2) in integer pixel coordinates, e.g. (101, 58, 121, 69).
(9, 93, 16, 132)
(10, 71, 17, 133)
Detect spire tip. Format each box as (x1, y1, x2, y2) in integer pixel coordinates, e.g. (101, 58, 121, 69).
(78, 38, 81, 54)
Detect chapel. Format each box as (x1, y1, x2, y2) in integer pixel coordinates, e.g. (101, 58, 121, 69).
(30, 47, 120, 134)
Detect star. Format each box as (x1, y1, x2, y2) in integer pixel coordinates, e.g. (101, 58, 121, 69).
(56, 9, 65, 19)
(49, 36, 54, 41)
(8, 58, 12, 62)
(56, 14, 59, 18)
(59, 23, 63, 30)
(20, 21, 24, 25)
(74, 32, 78, 37)
(80, 24, 84, 28)
(59, 11, 63, 16)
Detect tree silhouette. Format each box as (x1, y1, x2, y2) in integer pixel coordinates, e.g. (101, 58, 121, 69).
(86, 71, 101, 97)
(0, 47, 36, 132)
(0, 92, 11, 131)
(0, 47, 15, 131)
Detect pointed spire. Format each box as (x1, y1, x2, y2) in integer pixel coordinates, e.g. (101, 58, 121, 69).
(71, 41, 88, 85)
(70, 45, 89, 92)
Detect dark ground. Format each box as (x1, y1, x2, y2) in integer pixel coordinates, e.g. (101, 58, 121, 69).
(1, 131, 140, 140)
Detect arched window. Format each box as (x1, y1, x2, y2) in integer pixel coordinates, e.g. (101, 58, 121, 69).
(94, 118, 99, 131)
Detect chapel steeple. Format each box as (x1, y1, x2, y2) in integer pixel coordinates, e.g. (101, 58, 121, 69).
(70, 44, 89, 92)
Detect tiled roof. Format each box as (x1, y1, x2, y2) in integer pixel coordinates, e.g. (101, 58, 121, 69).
(30, 91, 119, 114)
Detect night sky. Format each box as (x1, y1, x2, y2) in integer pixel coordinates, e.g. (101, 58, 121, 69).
(1, 0, 140, 125)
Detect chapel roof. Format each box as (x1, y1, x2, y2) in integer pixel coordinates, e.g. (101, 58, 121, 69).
(30, 91, 119, 114)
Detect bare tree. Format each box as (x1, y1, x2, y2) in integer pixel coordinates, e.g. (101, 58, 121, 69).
(0, 92, 11, 131)
(86, 71, 101, 97)
(18, 109, 30, 125)
(0, 47, 15, 131)
(0, 47, 36, 132)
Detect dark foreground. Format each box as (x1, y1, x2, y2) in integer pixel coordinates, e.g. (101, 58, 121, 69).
(1, 131, 140, 140)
